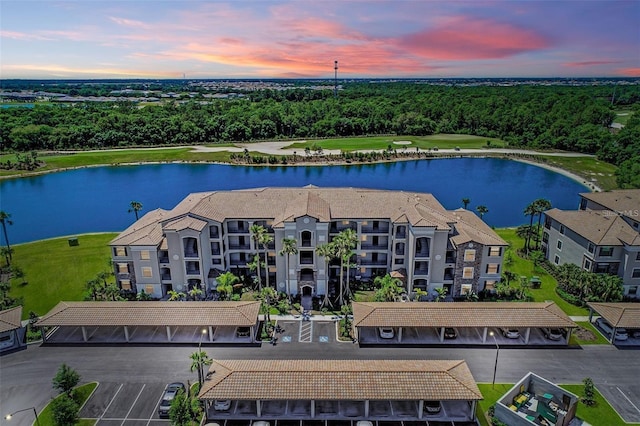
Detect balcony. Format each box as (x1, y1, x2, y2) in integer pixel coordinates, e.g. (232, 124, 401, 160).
(186, 268, 201, 276)
(184, 250, 199, 258)
(228, 243, 251, 250)
(361, 221, 390, 234)
(209, 226, 220, 239)
(361, 243, 388, 250)
(159, 256, 170, 264)
(395, 226, 407, 239)
(161, 273, 172, 281)
(330, 221, 357, 233)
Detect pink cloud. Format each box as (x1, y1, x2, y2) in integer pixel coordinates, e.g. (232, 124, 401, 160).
(616, 67, 640, 77)
(1, 30, 52, 41)
(397, 15, 551, 60)
(109, 17, 154, 30)
(564, 60, 621, 67)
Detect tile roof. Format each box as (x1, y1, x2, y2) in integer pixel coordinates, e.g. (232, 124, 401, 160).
(587, 302, 640, 328)
(545, 209, 640, 246)
(0, 306, 23, 333)
(450, 209, 508, 247)
(352, 302, 576, 328)
(199, 359, 481, 401)
(164, 216, 208, 232)
(109, 208, 169, 246)
(580, 189, 640, 217)
(35, 301, 260, 327)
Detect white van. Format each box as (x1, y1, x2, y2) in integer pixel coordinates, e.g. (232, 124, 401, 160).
(595, 317, 628, 341)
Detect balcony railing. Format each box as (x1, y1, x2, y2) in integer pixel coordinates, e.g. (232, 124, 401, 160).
(414, 269, 429, 275)
(359, 259, 388, 266)
(361, 225, 390, 234)
(228, 244, 251, 250)
(186, 269, 201, 275)
(159, 257, 169, 264)
(361, 244, 388, 250)
(184, 251, 199, 258)
(161, 273, 172, 281)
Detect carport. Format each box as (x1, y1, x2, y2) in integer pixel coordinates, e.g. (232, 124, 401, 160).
(587, 302, 640, 345)
(36, 301, 260, 344)
(199, 359, 482, 423)
(352, 302, 576, 346)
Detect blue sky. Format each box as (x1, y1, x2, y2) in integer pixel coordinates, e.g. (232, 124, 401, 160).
(1, 0, 639, 79)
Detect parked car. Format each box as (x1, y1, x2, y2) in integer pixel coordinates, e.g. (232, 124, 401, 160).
(252, 422, 270, 426)
(236, 327, 251, 337)
(444, 327, 458, 339)
(214, 400, 231, 411)
(500, 328, 520, 339)
(378, 327, 395, 339)
(158, 382, 186, 418)
(630, 329, 640, 338)
(356, 422, 373, 426)
(541, 327, 564, 341)
(424, 400, 442, 414)
(595, 318, 629, 341)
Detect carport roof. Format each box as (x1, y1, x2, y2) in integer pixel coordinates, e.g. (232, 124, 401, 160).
(588, 302, 640, 328)
(0, 306, 22, 333)
(352, 301, 576, 328)
(35, 301, 260, 327)
(199, 359, 481, 401)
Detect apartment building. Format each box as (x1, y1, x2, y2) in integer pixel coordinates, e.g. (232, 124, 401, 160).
(110, 186, 506, 299)
(542, 189, 640, 298)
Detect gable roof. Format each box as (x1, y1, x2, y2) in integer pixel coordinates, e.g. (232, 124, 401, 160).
(450, 209, 508, 247)
(199, 359, 482, 401)
(580, 190, 640, 217)
(36, 301, 260, 327)
(0, 306, 23, 333)
(588, 302, 640, 328)
(109, 208, 169, 246)
(352, 302, 576, 328)
(545, 209, 640, 246)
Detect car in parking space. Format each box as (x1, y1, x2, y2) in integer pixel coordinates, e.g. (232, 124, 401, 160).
(158, 382, 186, 418)
(444, 328, 458, 339)
(356, 422, 373, 426)
(252, 421, 270, 426)
(236, 327, 251, 337)
(423, 400, 442, 414)
(214, 400, 231, 411)
(500, 328, 520, 339)
(378, 327, 395, 339)
(541, 327, 564, 341)
(595, 318, 629, 341)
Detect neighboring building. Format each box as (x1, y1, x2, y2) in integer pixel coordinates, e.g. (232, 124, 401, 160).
(542, 189, 640, 299)
(199, 359, 482, 423)
(494, 372, 579, 426)
(0, 306, 27, 354)
(110, 186, 506, 299)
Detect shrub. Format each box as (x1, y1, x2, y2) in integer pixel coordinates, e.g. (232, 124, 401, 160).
(582, 377, 596, 406)
(51, 394, 79, 426)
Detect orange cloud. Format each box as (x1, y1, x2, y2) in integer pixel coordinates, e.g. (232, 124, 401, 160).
(397, 15, 550, 60)
(616, 67, 640, 77)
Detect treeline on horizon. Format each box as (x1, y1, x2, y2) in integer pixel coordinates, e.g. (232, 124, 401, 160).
(1, 82, 639, 188)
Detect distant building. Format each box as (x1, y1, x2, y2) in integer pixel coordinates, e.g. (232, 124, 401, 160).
(110, 186, 506, 299)
(542, 189, 640, 298)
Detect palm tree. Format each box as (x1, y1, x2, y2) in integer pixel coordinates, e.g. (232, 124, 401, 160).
(316, 242, 336, 309)
(249, 224, 266, 290)
(190, 350, 212, 385)
(259, 232, 275, 289)
(373, 274, 404, 302)
(434, 287, 448, 302)
(259, 286, 278, 328)
(216, 271, 239, 300)
(168, 290, 185, 301)
(476, 205, 489, 219)
(0, 211, 13, 263)
(523, 202, 537, 253)
(516, 224, 533, 252)
(1, 247, 14, 267)
(462, 198, 471, 209)
(128, 201, 143, 221)
(533, 199, 552, 250)
(333, 229, 358, 306)
(279, 237, 298, 300)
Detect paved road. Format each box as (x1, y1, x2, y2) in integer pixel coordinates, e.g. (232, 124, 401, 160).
(2, 327, 639, 425)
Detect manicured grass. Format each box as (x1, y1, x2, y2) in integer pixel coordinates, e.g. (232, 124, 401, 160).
(613, 110, 633, 126)
(286, 134, 506, 152)
(476, 383, 639, 426)
(537, 156, 619, 191)
(37, 382, 98, 426)
(8, 233, 118, 319)
(569, 321, 610, 345)
(495, 228, 588, 316)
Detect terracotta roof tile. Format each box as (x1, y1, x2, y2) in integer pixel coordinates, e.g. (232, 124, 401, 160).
(199, 359, 481, 401)
(587, 302, 640, 328)
(580, 189, 640, 217)
(0, 306, 23, 333)
(545, 209, 640, 245)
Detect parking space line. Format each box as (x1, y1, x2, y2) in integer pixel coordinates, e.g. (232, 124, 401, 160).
(617, 387, 640, 414)
(299, 321, 313, 342)
(147, 385, 166, 425)
(101, 383, 124, 419)
(121, 384, 146, 425)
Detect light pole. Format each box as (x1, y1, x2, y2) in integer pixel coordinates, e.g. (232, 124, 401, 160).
(489, 331, 500, 388)
(198, 328, 207, 351)
(5, 407, 41, 426)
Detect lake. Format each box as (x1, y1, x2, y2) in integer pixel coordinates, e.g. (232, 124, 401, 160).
(0, 158, 588, 244)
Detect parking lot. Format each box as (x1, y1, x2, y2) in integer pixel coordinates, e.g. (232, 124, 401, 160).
(80, 382, 171, 425)
(272, 319, 335, 344)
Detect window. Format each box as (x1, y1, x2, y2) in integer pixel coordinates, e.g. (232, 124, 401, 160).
(115, 247, 127, 256)
(599, 247, 614, 257)
(559, 225, 565, 235)
(464, 249, 476, 262)
(633, 268, 640, 279)
(583, 258, 592, 271)
(141, 267, 153, 278)
(120, 280, 131, 291)
(489, 246, 502, 257)
(554, 255, 560, 265)
(543, 232, 549, 244)
(588, 243, 595, 254)
(394, 258, 404, 265)
(463, 267, 474, 279)
(140, 250, 150, 260)
(629, 286, 638, 296)
(461, 284, 472, 295)
(117, 263, 129, 274)
(486, 264, 500, 274)
(485, 280, 497, 292)
(145, 285, 154, 294)
(557, 240, 563, 251)
(637, 252, 640, 261)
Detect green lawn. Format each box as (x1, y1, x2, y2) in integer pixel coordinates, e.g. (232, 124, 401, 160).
(613, 110, 633, 126)
(8, 233, 118, 319)
(569, 321, 611, 345)
(476, 383, 639, 426)
(537, 156, 619, 191)
(495, 228, 589, 316)
(37, 382, 98, 426)
(286, 134, 507, 152)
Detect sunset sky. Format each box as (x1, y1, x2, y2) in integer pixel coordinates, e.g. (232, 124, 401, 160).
(1, 0, 639, 79)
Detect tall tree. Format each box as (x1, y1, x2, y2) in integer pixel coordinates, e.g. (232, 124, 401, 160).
(523, 201, 537, 253)
(249, 224, 266, 290)
(190, 350, 212, 385)
(216, 271, 239, 300)
(51, 394, 80, 426)
(0, 211, 13, 263)
(373, 274, 404, 302)
(128, 201, 143, 221)
(260, 231, 275, 289)
(462, 198, 471, 209)
(316, 242, 336, 309)
(279, 237, 298, 300)
(476, 205, 489, 219)
(333, 228, 358, 306)
(52, 363, 80, 397)
(533, 198, 552, 250)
